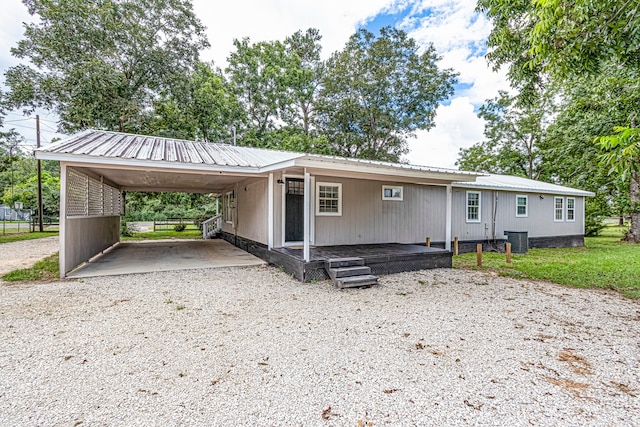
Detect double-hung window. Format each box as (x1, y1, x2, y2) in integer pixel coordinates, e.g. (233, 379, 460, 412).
(554, 197, 564, 222)
(516, 195, 528, 217)
(566, 197, 576, 222)
(316, 182, 342, 216)
(466, 191, 481, 223)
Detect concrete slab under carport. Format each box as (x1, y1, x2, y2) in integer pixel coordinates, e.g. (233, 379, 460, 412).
(68, 239, 265, 278)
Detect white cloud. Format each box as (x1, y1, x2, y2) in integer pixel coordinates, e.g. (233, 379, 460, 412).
(406, 97, 484, 169)
(1, 0, 512, 168)
(192, 0, 397, 65)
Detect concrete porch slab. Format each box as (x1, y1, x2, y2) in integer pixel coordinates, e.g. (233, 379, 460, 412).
(68, 239, 265, 278)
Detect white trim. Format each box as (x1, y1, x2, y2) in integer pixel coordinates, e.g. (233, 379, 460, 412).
(303, 170, 310, 262)
(281, 174, 304, 244)
(466, 190, 481, 223)
(268, 173, 273, 250)
(382, 185, 403, 201)
(566, 197, 576, 222)
(445, 184, 452, 251)
(224, 190, 235, 224)
(59, 163, 67, 278)
(515, 194, 528, 218)
(554, 196, 564, 222)
(315, 182, 342, 216)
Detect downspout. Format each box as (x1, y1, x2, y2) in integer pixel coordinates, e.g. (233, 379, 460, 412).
(445, 184, 452, 251)
(492, 191, 498, 242)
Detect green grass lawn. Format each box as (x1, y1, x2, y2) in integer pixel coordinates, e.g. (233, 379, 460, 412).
(122, 229, 202, 240)
(0, 231, 59, 244)
(454, 226, 640, 298)
(1, 253, 59, 282)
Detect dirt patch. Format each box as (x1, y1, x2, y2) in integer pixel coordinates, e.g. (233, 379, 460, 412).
(558, 350, 592, 376)
(546, 377, 591, 397)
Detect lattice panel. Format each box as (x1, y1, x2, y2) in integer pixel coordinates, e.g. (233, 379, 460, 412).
(67, 169, 88, 216)
(88, 177, 103, 216)
(66, 168, 123, 217)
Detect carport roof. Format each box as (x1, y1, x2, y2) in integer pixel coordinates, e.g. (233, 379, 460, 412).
(35, 129, 481, 183)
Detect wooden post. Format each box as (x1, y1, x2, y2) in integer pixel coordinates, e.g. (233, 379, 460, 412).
(476, 243, 482, 266)
(506, 242, 512, 264)
(454, 237, 459, 256)
(425, 237, 431, 247)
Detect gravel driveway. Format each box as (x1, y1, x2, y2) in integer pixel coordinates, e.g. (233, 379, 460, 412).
(0, 266, 638, 426)
(0, 236, 59, 276)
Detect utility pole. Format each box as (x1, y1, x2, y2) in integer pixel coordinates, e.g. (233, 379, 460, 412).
(36, 115, 44, 232)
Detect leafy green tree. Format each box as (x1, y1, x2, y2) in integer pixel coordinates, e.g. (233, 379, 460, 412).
(146, 62, 243, 142)
(282, 28, 323, 135)
(316, 27, 457, 162)
(479, 0, 640, 241)
(226, 37, 290, 145)
(4, 0, 209, 133)
(457, 91, 547, 179)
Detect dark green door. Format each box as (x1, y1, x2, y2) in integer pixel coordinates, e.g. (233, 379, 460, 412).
(285, 178, 304, 242)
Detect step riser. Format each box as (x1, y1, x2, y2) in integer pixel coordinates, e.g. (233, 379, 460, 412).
(325, 257, 365, 269)
(328, 266, 371, 280)
(336, 277, 378, 289)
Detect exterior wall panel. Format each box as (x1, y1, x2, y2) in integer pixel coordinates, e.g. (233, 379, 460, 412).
(313, 177, 447, 246)
(64, 216, 120, 275)
(453, 189, 585, 241)
(235, 178, 268, 244)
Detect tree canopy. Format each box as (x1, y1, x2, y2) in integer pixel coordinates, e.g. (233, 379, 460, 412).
(4, 0, 209, 133)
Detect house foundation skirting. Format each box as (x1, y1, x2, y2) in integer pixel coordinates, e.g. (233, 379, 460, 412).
(429, 235, 586, 254)
(221, 232, 453, 282)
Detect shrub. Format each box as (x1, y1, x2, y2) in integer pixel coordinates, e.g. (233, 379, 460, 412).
(174, 224, 186, 232)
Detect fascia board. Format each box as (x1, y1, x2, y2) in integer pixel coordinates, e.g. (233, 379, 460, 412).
(36, 152, 264, 175)
(293, 158, 479, 183)
(452, 182, 595, 197)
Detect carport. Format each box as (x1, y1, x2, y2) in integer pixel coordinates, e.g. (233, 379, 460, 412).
(35, 129, 300, 278)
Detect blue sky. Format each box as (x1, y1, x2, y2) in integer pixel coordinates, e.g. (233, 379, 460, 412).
(0, 0, 509, 168)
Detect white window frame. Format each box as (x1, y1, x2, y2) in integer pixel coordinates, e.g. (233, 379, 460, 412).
(382, 185, 403, 201)
(466, 191, 481, 223)
(516, 194, 528, 218)
(554, 196, 564, 222)
(566, 197, 576, 222)
(316, 182, 342, 216)
(224, 190, 235, 224)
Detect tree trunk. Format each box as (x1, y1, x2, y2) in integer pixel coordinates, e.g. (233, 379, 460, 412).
(628, 171, 640, 242)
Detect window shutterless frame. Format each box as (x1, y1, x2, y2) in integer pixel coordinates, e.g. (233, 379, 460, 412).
(566, 197, 576, 222)
(316, 182, 342, 216)
(466, 191, 481, 223)
(516, 194, 528, 217)
(554, 196, 564, 222)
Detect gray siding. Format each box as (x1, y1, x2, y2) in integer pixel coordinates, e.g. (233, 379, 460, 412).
(452, 189, 585, 240)
(222, 178, 268, 245)
(64, 216, 120, 274)
(314, 177, 447, 246)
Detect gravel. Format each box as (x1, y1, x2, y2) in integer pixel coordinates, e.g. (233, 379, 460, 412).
(0, 236, 59, 276)
(0, 265, 638, 426)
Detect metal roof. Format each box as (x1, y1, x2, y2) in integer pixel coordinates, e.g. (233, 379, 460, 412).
(453, 174, 595, 196)
(35, 130, 481, 179)
(38, 129, 302, 168)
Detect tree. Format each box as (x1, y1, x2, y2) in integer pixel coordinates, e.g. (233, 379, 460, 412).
(457, 91, 547, 179)
(146, 62, 243, 142)
(4, 0, 209, 133)
(226, 37, 290, 145)
(316, 27, 457, 162)
(479, 0, 640, 241)
(282, 28, 323, 135)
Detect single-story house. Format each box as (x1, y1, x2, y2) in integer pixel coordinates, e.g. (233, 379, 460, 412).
(35, 130, 594, 282)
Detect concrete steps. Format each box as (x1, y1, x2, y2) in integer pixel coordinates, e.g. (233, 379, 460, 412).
(325, 257, 378, 288)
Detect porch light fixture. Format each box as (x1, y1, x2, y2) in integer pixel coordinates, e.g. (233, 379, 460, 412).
(277, 179, 285, 185)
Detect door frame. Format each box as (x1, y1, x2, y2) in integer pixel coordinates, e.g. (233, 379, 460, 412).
(281, 173, 314, 247)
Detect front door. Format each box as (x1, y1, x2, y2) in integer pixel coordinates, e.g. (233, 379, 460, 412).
(285, 178, 304, 242)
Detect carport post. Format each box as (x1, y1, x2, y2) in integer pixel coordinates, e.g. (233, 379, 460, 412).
(303, 170, 310, 262)
(59, 163, 67, 278)
(445, 184, 452, 251)
(268, 173, 273, 250)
